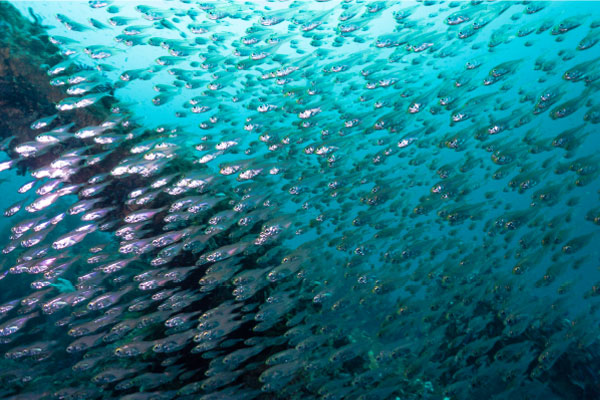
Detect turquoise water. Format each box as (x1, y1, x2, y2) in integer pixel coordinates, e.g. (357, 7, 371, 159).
(0, 1, 599, 399)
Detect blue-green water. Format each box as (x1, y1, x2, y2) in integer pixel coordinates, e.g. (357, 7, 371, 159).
(0, 1, 599, 399)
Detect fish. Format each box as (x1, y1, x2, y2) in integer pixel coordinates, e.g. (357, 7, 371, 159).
(0, 0, 599, 399)
(551, 15, 588, 35)
(56, 13, 90, 31)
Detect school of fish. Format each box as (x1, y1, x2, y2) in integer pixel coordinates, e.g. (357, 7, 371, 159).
(0, 0, 599, 399)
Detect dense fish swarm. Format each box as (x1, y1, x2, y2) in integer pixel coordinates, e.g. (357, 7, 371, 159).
(0, 0, 600, 399)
